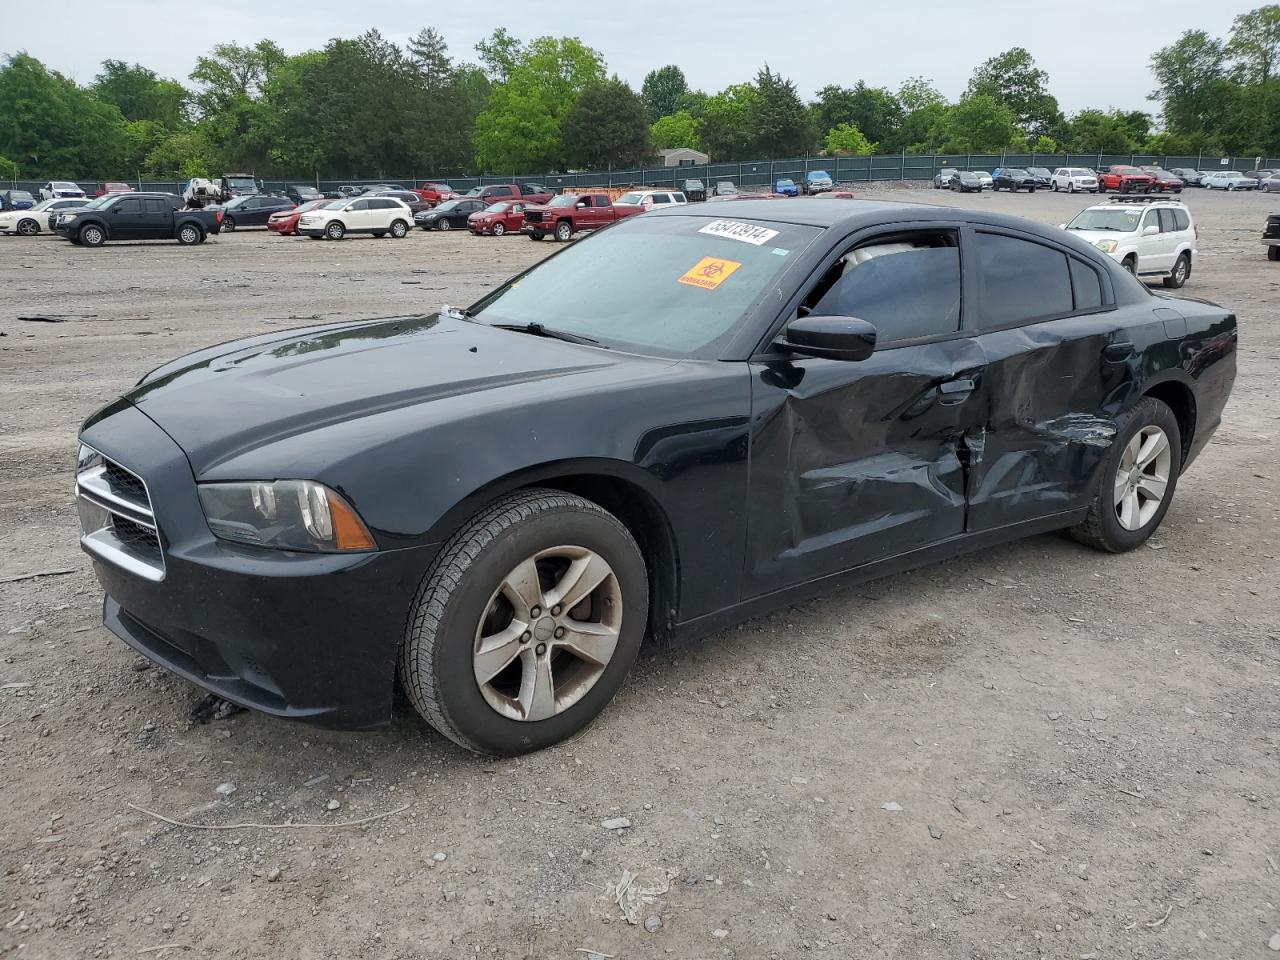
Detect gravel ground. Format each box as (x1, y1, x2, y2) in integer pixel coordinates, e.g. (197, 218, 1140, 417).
(2, 187, 1279, 960)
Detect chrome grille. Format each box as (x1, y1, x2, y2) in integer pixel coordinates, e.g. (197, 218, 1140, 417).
(76, 444, 165, 581)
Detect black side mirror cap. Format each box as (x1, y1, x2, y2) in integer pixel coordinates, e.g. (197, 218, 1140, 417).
(777, 315, 877, 362)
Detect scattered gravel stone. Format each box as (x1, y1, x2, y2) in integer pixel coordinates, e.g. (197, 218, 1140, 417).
(215, 782, 237, 797)
(601, 817, 632, 830)
(928, 825, 943, 840)
(712, 928, 729, 939)
(432, 852, 447, 862)
(644, 915, 662, 933)
(881, 802, 902, 812)
(266, 868, 281, 883)
(1267, 932, 1280, 951)
(326, 799, 341, 811)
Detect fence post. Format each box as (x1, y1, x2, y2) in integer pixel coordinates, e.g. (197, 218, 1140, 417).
(900, 148, 905, 181)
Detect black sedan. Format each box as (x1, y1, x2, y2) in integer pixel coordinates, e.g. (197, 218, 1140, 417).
(415, 198, 486, 230)
(992, 168, 1038, 192)
(75, 199, 1237, 755)
(216, 194, 296, 231)
(949, 171, 984, 192)
(285, 184, 325, 205)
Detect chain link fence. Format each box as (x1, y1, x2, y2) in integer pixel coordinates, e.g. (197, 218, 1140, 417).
(7, 152, 1278, 198)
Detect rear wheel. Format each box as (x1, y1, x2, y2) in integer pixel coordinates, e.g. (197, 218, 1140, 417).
(1268, 245, 1279, 261)
(1070, 398, 1180, 553)
(325, 220, 345, 240)
(79, 224, 105, 247)
(222, 216, 236, 232)
(390, 219, 408, 238)
(398, 489, 648, 756)
(555, 221, 573, 241)
(1163, 252, 1190, 288)
(17, 218, 39, 236)
(177, 224, 202, 245)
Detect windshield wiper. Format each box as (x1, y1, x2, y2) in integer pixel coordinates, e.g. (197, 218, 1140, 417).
(491, 322, 602, 347)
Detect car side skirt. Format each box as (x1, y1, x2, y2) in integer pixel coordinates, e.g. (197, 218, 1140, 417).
(671, 508, 1086, 643)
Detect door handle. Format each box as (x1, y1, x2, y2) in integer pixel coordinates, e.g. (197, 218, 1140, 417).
(937, 378, 976, 403)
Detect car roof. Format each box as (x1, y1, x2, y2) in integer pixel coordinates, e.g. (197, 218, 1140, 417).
(646, 197, 1096, 241)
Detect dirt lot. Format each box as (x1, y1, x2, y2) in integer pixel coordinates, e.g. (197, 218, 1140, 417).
(2, 187, 1278, 960)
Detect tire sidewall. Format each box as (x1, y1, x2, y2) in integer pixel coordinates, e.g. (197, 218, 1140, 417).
(81, 225, 104, 247)
(1095, 399, 1182, 550)
(409, 501, 648, 755)
(178, 224, 200, 245)
(555, 221, 572, 241)
(326, 220, 344, 240)
(391, 219, 408, 238)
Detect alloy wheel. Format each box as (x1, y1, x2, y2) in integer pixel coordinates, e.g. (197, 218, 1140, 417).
(493, 222, 505, 236)
(18, 219, 38, 236)
(1114, 426, 1172, 531)
(438, 219, 451, 231)
(472, 545, 622, 722)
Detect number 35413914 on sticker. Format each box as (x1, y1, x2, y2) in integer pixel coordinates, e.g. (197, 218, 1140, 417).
(678, 257, 742, 290)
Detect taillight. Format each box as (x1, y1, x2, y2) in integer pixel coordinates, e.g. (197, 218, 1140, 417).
(215, 211, 223, 224)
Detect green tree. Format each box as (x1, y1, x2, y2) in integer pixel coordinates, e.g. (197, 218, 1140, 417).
(1062, 109, 1135, 153)
(939, 94, 1020, 152)
(824, 122, 873, 154)
(408, 27, 453, 87)
(473, 36, 606, 172)
(812, 82, 902, 145)
(641, 65, 688, 122)
(1028, 134, 1057, 153)
(650, 111, 701, 150)
(563, 78, 649, 168)
(474, 28, 523, 83)
(0, 154, 17, 179)
(967, 46, 1061, 137)
(92, 60, 188, 127)
(144, 128, 214, 178)
(898, 76, 945, 112)
(1226, 5, 1280, 83)
(750, 66, 814, 156)
(1149, 30, 1228, 137)
(699, 83, 759, 160)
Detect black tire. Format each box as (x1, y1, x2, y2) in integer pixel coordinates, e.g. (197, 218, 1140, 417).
(17, 218, 39, 236)
(79, 224, 105, 247)
(1070, 398, 1182, 553)
(992, 182, 1000, 192)
(308, 235, 323, 240)
(555, 220, 573, 241)
(1122, 256, 1137, 275)
(1268, 245, 1280, 261)
(176, 223, 202, 245)
(372, 231, 386, 238)
(222, 216, 236, 232)
(325, 220, 345, 240)
(399, 488, 648, 756)
(530, 231, 545, 241)
(438, 219, 451, 231)
(390, 219, 408, 238)
(1163, 252, 1190, 288)
(493, 221, 506, 236)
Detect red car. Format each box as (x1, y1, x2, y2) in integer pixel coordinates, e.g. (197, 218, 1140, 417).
(468, 201, 528, 236)
(413, 182, 455, 206)
(267, 199, 330, 236)
(1097, 165, 1156, 194)
(95, 181, 135, 197)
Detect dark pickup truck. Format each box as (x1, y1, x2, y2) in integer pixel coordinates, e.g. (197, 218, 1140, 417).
(53, 193, 223, 246)
(521, 192, 644, 241)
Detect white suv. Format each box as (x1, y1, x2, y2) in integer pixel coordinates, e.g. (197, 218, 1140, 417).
(1051, 167, 1099, 193)
(297, 196, 413, 240)
(1063, 198, 1196, 288)
(614, 189, 688, 210)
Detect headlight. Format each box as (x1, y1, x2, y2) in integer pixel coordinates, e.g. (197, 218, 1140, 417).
(1094, 239, 1119, 253)
(197, 480, 375, 553)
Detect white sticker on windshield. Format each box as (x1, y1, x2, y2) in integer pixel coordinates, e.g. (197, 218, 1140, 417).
(698, 220, 780, 246)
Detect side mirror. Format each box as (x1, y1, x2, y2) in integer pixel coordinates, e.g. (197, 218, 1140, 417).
(1142, 225, 1159, 236)
(777, 315, 877, 362)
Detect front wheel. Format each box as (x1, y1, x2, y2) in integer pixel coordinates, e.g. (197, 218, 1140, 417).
(438, 219, 451, 231)
(17, 218, 39, 236)
(390, 219, 408, 238)
(1269, 245, 1280, 261)
(325, 220, 345, 240)
(529, 231, 545, 241)
(398, 489, 648, 756)
(493, 221, 506, 236)
(555, 221, 573, 241)
(1070, 398, 1181, 552)
(79, 224, 105, 247)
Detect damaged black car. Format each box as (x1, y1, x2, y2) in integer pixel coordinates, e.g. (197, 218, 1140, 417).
(76, 199, 1237, 755)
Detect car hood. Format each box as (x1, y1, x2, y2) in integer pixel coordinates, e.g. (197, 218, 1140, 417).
(126, 314, 643, 475)
(1064, 228, 1134, 245)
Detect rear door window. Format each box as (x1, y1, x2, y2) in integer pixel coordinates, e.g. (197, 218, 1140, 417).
(143, 198, 168, 214)
(974, 232, 1073, 328)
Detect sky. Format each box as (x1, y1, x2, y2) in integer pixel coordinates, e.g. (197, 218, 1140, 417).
(10, 0, 1261, 116)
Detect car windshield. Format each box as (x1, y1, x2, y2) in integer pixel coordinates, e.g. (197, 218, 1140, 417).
(53, 182, 78, 189)
(777, 180, 794, 187)
(617, 192, 644, 205)
(434, 200, 460, 212)
(685, 180, 703, 189)
(1067, 209, 1141, 232)
(809, 171, 830, 179)
(1004, 169, 1029, 177)
(959, 172, 979, 179)
(84, 195, 116, 209)
(716, 182, 737, 192)
(484, 202, 510, 213)
(1028, 168, 1051, 176)
(294, 185, 319, 194)
(548, 195, 578, 208)
(226, 178, 257, 190)
(321, 200, 348, 210)
(470, 215, 822, 359)
(10, 191, 33, 201)
(296, 200, 327, 212)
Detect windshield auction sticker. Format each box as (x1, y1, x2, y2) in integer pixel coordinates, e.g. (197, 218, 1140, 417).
(698, 220, 779, 246)
(678, 257, 742, 290)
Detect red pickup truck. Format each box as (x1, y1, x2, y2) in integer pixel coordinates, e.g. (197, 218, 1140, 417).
(521, 193, 644, 241)
(1097, 165, 1156, 194)
(412, 182, 456, 206)
(462, 183, 554, 205)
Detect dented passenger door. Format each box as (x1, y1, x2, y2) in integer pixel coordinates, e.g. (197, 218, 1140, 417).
(744, 225, 987, 596)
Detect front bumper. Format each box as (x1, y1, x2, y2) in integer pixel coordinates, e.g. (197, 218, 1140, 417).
(79, 402, 437, 728)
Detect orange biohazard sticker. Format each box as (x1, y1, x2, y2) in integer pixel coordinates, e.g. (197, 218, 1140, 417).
(678, 256, 742, 290)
